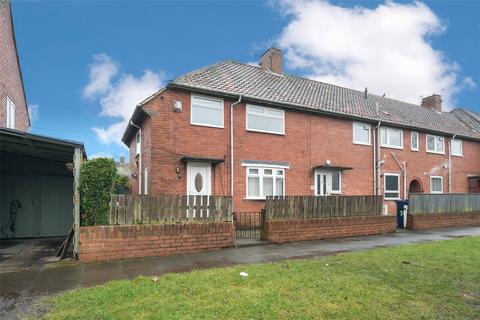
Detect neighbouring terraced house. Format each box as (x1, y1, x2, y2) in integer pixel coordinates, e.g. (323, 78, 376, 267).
(122, 48, 480, 214)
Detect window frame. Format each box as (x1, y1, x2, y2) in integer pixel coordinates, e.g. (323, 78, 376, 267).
(430, 176, 443, 194)
(384, 173, 401, 200)
(6, 97, 16, 129)
(352, 122, 371, 146)
(246, 104, 285, 135)
(411, 131, 419, 151)
(190, 94, 224, 129)
(426, 134, 445, 154)
(380, 127, 404, 149)
(245, 166, 285, 200)
(450, 139, 462, 157)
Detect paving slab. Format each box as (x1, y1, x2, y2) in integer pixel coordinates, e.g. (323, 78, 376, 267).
(1, 226, 479, 319)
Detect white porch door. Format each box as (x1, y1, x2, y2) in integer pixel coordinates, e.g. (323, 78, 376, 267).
(187, 162, 212, 196)
(315, 170, 332, 196)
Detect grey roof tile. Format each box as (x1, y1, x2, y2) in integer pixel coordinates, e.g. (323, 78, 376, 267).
(452, 108, 480, 134)
(173, 60, 479, 140)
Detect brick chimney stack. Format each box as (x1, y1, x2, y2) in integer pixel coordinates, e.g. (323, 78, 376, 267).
(421, 94, 443, 112)
(260, 47, 282, 74)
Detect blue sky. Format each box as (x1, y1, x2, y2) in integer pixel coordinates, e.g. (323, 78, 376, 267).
(12, 1, 480, 160)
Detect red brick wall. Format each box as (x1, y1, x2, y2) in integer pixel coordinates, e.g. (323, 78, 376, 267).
(264, 216, 396, 244)
(79, 222, 234, 263)
(406, 212, 480, 231)
(0, 4, 29, 131)
(127, 88, 480, 214)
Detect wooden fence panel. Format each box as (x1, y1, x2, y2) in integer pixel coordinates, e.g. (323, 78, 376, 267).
(109, 194, 233, 225)
(265, 195, 383, 220)
(409, 193, 480, 214)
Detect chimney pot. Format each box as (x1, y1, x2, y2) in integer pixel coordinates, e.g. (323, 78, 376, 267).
(260, 47, 282, 74)
(421, 94, 442, 112)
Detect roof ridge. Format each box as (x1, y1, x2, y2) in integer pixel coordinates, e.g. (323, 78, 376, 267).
(225, 60, 429, 110)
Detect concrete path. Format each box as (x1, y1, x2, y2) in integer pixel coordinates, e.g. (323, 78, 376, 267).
(1, 227, 480, 318)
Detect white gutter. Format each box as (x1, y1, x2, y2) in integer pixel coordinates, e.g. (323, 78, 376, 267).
(230, 96, 243, 209)
(391, 152, 407, 200)
(373, 121, 381, 195)
(449, 134, 456, 193)
(130, 120, 142, 195)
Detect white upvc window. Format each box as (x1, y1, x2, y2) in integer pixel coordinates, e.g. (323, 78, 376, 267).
(380, 127, 403, 149)
(384, 173, 400, 200)
(353, 122, 371, 145)
(451, 139, 462, 157)
(6, 97, 16, 129)
(430, 176, 443, 193)
(144, 168, 149, 195)
(426, 135, 445, 154)
(246, 105, 284, 135)
(411, 131, 419, 151)
(191, 94, 224, 128)
(136, 131, 141, 156)
(246, 167, 285, 199)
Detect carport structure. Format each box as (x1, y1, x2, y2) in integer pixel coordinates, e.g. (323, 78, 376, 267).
(0, 128, 85, 257)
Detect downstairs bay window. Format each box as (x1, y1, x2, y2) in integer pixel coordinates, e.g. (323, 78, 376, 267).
(246, 167, 284, 199)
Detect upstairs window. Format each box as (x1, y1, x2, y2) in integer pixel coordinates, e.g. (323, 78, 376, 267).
(246, 167, 284, 199)
(246, 105, 284, 135)
(353, 122, 371, 145)
(411, 132, 419, 151)
(6, 97, 16, 129)
(451, 139, 462, 156)
(380, 127, 403, 149)
(191, 95, 224, 128)
(430, 176, 443, 193)
(384, 173, 400, 200)
(426, 135, 444, 154)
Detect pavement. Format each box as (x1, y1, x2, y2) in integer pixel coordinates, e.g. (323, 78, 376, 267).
(1, 226, 480, 319)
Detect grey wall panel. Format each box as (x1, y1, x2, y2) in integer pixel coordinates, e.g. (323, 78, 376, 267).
(40, 176, 73, 237)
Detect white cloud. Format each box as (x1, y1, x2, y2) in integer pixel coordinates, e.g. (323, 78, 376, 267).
(83, 54, 119, 99)
(89, 152, 113, 159)
(276, 0, 473, 108)
(84, 53, 164, 145)
(28, 104, 39, 123)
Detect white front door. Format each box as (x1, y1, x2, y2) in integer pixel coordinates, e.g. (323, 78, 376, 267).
(314, 170, 341, 196)
(316, 171, 330, 196)
(187, 162, 211, 196)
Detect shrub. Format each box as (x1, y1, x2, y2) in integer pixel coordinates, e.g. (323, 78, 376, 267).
(114, 174, 130, 194)
(79, 158, 117, 226)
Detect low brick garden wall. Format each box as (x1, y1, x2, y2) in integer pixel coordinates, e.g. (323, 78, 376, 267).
(264, 215, 396, 244)
(79, 222, 234, 263)
(406, 212, 480, 231)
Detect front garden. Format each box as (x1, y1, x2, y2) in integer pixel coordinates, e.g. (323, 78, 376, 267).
(43, 236, 480, 319)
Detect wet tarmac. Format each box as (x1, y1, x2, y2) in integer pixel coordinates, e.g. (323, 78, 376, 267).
(1, 227, 479, 319)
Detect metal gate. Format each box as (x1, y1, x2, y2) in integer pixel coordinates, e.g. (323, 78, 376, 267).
(233, 211, 265, 239)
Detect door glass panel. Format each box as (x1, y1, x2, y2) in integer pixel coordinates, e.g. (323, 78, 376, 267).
(322, 175, 327, 195)
(194, 173, 203, 192)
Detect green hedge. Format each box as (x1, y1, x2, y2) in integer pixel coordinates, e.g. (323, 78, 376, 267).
(79, 158, 117, 226)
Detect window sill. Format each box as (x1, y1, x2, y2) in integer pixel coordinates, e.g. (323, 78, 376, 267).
(190, 122, 224, 129)
(244, 197, 267, 201)
(246, 129, 285, 136)
(380, 145, 403, 150)
(411, 149, 419, 152)
(353, 141, 371, 146)
(426, 150, 445, 155)
(451, 154, 463, 157)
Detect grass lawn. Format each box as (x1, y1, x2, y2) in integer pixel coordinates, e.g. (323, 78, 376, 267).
(44, 237, 480, 319)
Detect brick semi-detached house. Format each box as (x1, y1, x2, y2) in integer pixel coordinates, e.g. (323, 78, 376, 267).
(0, 2, 29, 131)
(122, 48, 480, 214)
